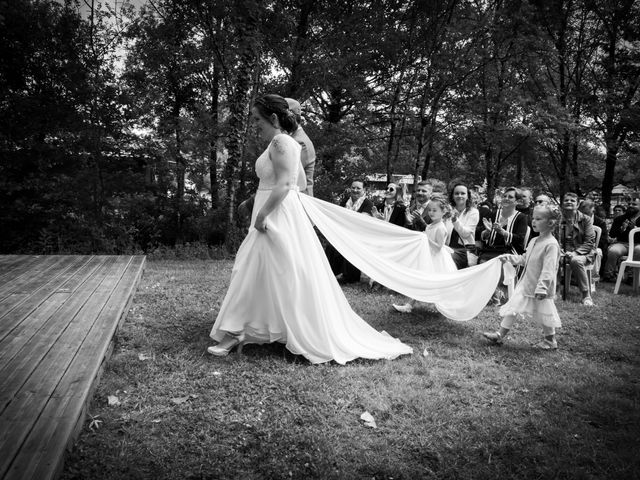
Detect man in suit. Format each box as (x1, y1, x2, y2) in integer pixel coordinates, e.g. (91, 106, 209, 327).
(285, 98, 316, 196)
(326, 178, 374, 283)
(404, 180, 432, 230)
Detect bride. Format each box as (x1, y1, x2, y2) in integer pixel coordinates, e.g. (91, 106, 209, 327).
(208, 94, 413, 364)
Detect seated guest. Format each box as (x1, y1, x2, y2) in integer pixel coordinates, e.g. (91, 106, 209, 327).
(612, 204, 626, 219)
(534, 193, 553, 206)
(426, 178, 448, 195)
(558, 192, 596, 306)
(594, 204, 608, 221)
(516, 186, 534, 219)
(372, 183, 407, 226)
(478, 187, 528, 263)
(326, 178, 374, 284)
(473, 197, 495, 266)
(578, 199, 608, 289)
(478, 187, 528, 304)
(603, 196, 640, 282)
(404, 180, 432, 231)
(516, 186, 534, 244)
(447, 182, 479, 269)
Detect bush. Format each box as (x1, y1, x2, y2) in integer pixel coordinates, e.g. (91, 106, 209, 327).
(146, 242, 229, 261)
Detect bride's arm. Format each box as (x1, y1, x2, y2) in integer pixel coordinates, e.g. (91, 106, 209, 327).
(254, 136, 295, 232)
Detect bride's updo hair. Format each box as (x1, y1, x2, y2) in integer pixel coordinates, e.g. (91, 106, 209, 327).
(253, 94, 298, 134)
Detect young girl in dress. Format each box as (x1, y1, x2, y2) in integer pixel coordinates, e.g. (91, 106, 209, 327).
(483, 204, 562, 349)
(393, 194, 456, 313)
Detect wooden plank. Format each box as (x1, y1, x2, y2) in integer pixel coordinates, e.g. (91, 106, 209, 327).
(0, 256, 122, 413)
(4, 256, 146, 480)
(0, 255, 37, 270)
(0, 256, 135, 478)
(0, 255, 92, 328)
(0, 256, 55, 291)
(0, 256, 74, 300)
(0, 256, 107, 365)
(0, 255, 42, 272)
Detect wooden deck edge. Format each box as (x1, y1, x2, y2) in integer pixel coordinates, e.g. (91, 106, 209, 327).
(51, 256, 146, 480)
(46, 341, 114, 480)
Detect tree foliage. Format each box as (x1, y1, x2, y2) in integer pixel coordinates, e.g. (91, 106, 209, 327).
(1, 0, 639, 253)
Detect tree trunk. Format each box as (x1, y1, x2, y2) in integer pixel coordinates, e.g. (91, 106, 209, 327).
(284, 0, 316, 97)
(224, 2, 260, 231)
(601, 137, 619, 213)
(173, 93, 185, 245)
(485, 146, 495, 196)
(420, 114, 437, 181)
(385, 71, 406, 183)
(209, 60, 220, 209)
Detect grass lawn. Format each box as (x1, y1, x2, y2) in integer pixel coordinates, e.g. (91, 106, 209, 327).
(62, 259, 640, 480)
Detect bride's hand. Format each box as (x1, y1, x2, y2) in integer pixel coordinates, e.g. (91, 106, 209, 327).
(254, 214, 268, 233)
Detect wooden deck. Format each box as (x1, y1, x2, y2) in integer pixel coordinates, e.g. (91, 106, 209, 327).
(0, 255, 146, 480)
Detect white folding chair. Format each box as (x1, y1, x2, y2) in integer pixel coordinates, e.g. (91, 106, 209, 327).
(614, 227, 640, 295)
(585, 225, 602, 293)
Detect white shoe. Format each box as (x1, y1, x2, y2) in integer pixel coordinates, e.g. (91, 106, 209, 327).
(207, 333, 245, 356)
(392, 303, 413, 313)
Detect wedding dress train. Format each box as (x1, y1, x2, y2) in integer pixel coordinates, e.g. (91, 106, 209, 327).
(210, 134, 501, 364)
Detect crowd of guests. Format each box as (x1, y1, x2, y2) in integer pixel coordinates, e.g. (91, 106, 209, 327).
(326, 178, 640, 309)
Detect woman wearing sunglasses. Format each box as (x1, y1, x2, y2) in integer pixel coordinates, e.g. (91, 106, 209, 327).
(372, 183, 407, 226)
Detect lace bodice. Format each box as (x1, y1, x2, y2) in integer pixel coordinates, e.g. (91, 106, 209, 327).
(256, 134, 302, 190)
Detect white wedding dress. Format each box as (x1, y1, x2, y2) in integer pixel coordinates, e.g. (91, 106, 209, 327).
(211, 134, 504, 364)
(210, 134, 414, 364)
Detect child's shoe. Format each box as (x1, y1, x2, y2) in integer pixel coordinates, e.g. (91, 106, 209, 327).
(482, 331, 504, 345)
(534, 338, 558, 350)
(392, 303, 413, 313)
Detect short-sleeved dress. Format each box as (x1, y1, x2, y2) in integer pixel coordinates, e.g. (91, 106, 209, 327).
(425, 221, 457, 273)
(499, 235, 562, 328)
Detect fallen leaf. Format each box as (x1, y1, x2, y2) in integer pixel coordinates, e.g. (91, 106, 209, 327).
(422, 348, 429, 357)
(107, 395, 120, 406)
(171, 396, 190, 405)
(360, 411, 377, 429)
(88, 414, 102, 431)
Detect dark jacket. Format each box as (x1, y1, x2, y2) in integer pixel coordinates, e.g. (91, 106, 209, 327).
(609, 213, 640, 243)
(404, 200, 431, 231)
(481, 209, 528, 255)
(374, 200, 406, 227)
